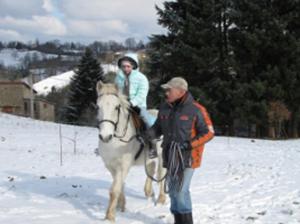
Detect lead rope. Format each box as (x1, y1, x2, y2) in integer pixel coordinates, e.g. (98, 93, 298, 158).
(143, 140, 168, 182)
(164, 141, 186, 193)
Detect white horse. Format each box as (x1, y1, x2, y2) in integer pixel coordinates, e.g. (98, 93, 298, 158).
(95, 81, 166, 222)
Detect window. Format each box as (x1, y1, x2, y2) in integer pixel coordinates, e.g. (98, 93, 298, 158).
(2, 106, 13, 113)
(24, 102, 28, 113)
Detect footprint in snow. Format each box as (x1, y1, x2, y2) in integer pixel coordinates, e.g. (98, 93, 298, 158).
(257, 211, 266, 216)
(246, 216, 258, 221)
(281, 209, 293, 215)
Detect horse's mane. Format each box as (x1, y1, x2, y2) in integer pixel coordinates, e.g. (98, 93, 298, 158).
(98, 83, 130, 110)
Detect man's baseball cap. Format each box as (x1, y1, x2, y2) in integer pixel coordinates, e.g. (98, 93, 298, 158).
(161, 77, 188, 91)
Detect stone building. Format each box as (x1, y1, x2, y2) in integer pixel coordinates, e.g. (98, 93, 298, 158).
(0, 80, 55, 121)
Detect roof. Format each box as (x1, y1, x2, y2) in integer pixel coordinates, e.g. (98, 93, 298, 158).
(0, 80, 38, 93)
(35, 98, 55, 106)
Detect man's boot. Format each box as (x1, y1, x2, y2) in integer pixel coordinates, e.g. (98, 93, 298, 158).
(174, 213, 181, 224)
(148, 139, 158, 159)
(180, 213, 193, 224)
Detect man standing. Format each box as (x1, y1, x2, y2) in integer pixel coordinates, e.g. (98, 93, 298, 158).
(147, 77, 214, 224)
(115, 53, 158, 158)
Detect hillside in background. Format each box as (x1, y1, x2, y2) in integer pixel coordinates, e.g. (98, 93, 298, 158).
(0, 48, 79, 68)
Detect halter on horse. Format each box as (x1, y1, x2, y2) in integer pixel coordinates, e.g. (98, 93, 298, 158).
(97, 92, 132, 142)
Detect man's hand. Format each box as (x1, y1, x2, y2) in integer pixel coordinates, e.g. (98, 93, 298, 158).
(145, 128, 157, 141)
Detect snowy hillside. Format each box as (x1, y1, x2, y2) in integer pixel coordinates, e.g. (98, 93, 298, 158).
(33, 64, 118, 95)
(0, 113, 300, 224)
(0, 48, 59, 67)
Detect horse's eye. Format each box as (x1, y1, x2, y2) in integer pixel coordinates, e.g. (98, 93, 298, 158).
(115, 105, 120, 110)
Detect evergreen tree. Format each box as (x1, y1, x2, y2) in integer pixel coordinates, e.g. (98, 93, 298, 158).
(277, 0, 300, 138)
(148, 0, 300, 138)
(148, 0, 239, 134)
(64, 48, 104, 124)
(230, 0, 300, 137)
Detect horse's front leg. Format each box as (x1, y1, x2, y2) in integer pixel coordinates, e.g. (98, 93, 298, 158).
(144, 160, 155, 198)
(106, 170, 123, 221)
(144, 177, 153, 198)
(106, 161, 131, 221)
(157, 158, 167, 204)
(157, 179, 166, 204)
(117, 162, 131, 212)
(117, 184, 126, 212)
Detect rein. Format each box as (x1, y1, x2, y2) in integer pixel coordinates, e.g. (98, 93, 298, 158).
(97, 92, 166, 184)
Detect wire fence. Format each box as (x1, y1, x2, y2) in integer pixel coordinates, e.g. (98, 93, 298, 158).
(56, 121, 98, 166)
(0, 114, 99, 166)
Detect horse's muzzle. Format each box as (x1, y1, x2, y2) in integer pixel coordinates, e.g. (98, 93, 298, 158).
(99, 134, 113, 143)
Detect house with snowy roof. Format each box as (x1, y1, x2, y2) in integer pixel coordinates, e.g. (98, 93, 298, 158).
(0, 80, 55, 121)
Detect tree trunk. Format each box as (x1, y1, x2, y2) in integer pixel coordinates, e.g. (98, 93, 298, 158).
(229, 124, 235, 136)
(291, 112, 299, 138)
(277, 121, 282, 139)
(247, 122, 251, 138)
(268, 124, 275, 139)
(256, 123, 261, 138)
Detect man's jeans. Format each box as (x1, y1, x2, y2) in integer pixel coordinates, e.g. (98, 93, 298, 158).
(140, 107, 156, 128)
(169, 168, 194, 214)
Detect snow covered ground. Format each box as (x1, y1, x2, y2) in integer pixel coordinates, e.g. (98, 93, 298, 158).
(0, 113, 300, 224)
(33, 64, 118, 95)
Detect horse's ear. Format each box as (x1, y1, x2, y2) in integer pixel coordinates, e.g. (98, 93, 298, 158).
(96, 81, 104, 93)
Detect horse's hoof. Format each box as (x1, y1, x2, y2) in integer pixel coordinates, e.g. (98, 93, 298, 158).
(157, 194, 166, 204)
(105, 214, 115, 222)
(144, 190, 154, 198)
(117, 204, 126, 212)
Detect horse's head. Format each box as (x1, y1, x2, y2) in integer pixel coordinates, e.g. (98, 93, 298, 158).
(96, 81, 129, 143)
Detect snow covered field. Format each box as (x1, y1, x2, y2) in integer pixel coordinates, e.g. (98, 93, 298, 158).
(0, 113, 299, 224)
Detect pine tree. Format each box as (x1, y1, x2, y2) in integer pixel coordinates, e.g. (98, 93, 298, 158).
(230, 0, 300, 137)
(148, 0, 239, 135)
(64, 48, 104, 124)
(148, 0, 300, 137)
(276, 0, 300, 138)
